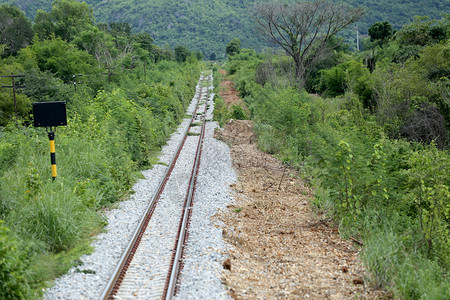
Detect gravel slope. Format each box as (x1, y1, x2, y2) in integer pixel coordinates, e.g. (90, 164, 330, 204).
(175, 92, 235, 299)
(44, 75, 235, 299)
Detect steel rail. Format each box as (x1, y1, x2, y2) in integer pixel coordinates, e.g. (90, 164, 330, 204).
(100, 84, 205, 300)
(163, 84, 209, 300)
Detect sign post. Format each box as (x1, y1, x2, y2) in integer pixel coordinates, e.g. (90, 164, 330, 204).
(32, 101, 67, 181)
(48, 131, 57, 180)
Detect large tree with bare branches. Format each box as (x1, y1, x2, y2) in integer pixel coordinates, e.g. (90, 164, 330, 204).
(253, 1, 364, 87)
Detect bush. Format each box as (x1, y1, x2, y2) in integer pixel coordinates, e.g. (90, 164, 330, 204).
(0, 90, 32, 126)
(363, 227, 450, 298)
(405, 144, 450, 267)
(318, 59, 374, 108)
(232, 49, 450, 298)
(0, 221, 31, 299)
(231, 104, 248, 120)
(212, 94, 230, 127)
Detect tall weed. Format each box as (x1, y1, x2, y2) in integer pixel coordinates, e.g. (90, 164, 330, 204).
(231, 57, 449, 297)
(0, 59, 200, 295)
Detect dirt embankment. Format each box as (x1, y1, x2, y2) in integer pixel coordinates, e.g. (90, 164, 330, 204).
(215, 74, 385, 299)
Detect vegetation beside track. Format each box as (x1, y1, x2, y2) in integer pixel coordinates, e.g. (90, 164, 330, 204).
(221, 16, 449, 299)
(0, 3, 202, 297)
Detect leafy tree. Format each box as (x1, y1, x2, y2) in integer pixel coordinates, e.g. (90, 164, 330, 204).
(109, 22, 132, 37)
(368, 21, 393, 46)
(73, 25, 117, 68)
(108, 22, 133, 53)
(154, 45, 174, 63)
(0, 62, 32, 125)
(50, 0, 94, 41)
(395, 16, 448, 47)
(226, 38, 241, 56)
(194, 51, 204, 61)
(133, 32, 155, 53)
(0, 0, 447, 57)
(174, 45, 190, 63)
(0, 44, 6, 56)
(0, 4, 33, 56)
(33, 9, 56, 40)
(392, 16, 449, 63)
(253, 0, 364, 88)
(21, 68, 72, 103)
(29, 36, 96, 81)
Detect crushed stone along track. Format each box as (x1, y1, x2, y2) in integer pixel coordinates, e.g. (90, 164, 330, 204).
(101, 73, 213, 299)
(44, 71, 235, 300)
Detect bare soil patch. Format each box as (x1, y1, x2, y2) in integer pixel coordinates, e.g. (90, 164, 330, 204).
(215, 119, 385, 299)
(219, 72, 243, 106)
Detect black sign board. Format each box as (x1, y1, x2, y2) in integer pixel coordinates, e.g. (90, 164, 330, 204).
(33, 101, 67, 127)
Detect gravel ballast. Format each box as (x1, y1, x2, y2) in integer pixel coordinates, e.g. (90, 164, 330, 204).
(44, 75, 235, 299)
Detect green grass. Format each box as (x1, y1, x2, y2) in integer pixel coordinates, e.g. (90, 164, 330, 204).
(0, 60, 202, 297)
(229, 62, 450, 298)
(363, 226, 450, 299)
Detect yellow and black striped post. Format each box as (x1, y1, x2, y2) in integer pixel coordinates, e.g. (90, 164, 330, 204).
(48, 131, 57, 180)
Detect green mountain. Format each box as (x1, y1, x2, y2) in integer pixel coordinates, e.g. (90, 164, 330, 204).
(2, 0, 448, 56)
(85, 0, 265, 59)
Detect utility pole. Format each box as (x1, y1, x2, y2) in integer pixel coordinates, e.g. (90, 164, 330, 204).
(356, 25, 360, 52)
(144, 61, 147, 80)
(72, 74, 83, 93)
(0, 73, 25, 120)
(104, 66, 115, 84)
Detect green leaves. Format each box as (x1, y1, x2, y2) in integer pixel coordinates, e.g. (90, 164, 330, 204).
(0, 50, 200, 294)
(29, 36, 96, 81)
(406, 145, 450, 266)
(226, 38, 241, 56)
(0, 4, 33, 57)
(0, 221, 31, 299)
(368, 21, 393, 45)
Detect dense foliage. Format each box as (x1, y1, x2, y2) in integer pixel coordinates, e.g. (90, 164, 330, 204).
(224, 15, 449, 299)
(1, 0, 447, 56)
(0, 2, 202, 297)
(1, 0, 449, 298)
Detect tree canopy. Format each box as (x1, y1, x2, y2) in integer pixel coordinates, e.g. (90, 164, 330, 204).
(33, 0, 94, 42)
(226, 38, 241, 56)
(0, 0, 448, 56)
(0, 4, 33, 56)
(253, 0, 364, 87)
(368, 21, 393, 45)
(174, 45, 190, 63)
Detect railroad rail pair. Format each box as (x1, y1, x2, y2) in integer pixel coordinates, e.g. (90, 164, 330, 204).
(101, 74, 212, 299)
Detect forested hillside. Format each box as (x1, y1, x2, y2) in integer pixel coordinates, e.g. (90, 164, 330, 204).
(1, 0, 449, 298)
(1, 0, 448, 56)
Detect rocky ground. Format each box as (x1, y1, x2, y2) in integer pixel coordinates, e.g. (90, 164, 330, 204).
(215, 75, 386, 299)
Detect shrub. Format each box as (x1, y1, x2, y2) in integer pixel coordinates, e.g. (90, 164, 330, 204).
(232, 49, 449, 297)
(231, 104, 248, 120)
(22, 194, 80, 253)
(363, 227, 450, 299)
(0, 90, 32, 126)
(405, 144, 450, 267)
(0, 221, 31, 299)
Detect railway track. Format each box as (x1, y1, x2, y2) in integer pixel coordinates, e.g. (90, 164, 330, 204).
(100, 73, 213, 300)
